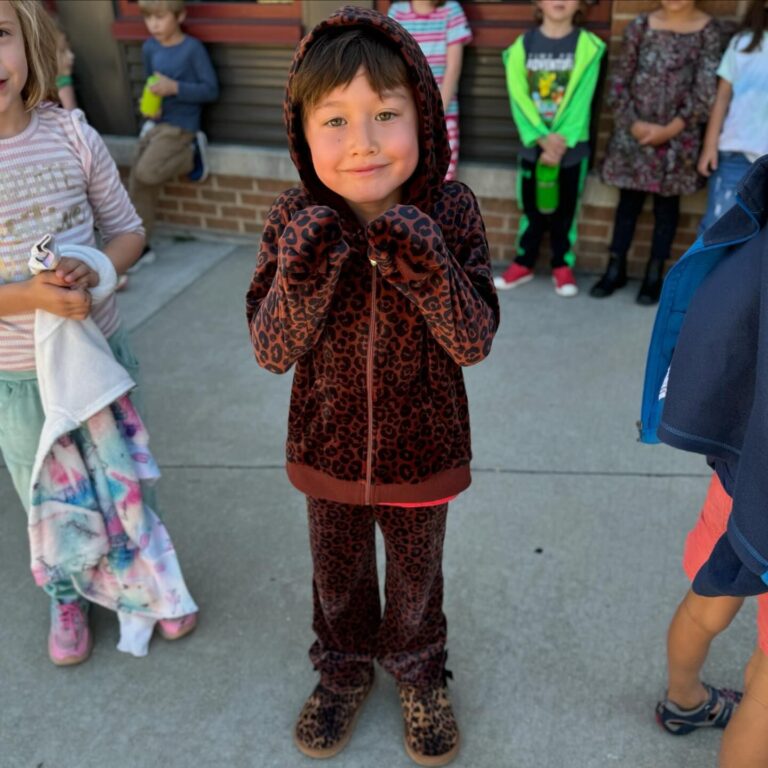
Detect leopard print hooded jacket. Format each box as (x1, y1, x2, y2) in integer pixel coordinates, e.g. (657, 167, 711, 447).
(246, 6, 499, 505)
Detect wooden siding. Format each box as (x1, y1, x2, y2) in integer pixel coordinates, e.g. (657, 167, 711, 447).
(124, 42, 294, 149)
(459, 46, 518, 166)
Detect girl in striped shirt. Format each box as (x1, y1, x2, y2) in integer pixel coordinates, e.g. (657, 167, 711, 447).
(388, 0, 472, 181)
(0, 0, 195, 666)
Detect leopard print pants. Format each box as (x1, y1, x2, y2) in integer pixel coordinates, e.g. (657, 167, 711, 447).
(307, 497, 448, 690)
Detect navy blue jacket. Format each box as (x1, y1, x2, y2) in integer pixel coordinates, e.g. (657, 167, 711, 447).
(639, 154, 768, 597)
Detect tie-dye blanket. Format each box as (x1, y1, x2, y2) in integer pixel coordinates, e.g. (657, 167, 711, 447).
(28, 394, 197, 621)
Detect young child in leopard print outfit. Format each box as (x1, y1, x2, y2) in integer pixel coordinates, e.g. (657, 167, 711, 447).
(245, 7, 498, 766)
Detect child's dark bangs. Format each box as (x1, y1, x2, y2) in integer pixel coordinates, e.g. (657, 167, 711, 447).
(295, 30, 409, 115)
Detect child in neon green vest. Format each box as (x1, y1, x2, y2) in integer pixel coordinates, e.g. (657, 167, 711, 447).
(495, 0, 605, 298)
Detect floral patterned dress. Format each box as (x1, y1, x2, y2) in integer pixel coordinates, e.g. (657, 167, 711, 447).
(601, 14, 722, 197)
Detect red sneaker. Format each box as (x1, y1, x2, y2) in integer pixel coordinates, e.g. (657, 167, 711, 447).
(552, 266, 578, 297)
(494, 263, 534, 290)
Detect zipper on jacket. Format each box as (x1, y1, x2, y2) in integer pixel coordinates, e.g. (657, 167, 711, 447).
(365, 260, 377, 505)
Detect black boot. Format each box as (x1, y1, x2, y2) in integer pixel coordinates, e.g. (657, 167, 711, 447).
(636, 258, 664, 306)
(589, 252, 627, 298)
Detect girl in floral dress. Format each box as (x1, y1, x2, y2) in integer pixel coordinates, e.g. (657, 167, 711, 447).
(591, 0, 722, 305)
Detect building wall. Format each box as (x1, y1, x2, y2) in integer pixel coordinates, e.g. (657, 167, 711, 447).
(107, 0, 749, 276)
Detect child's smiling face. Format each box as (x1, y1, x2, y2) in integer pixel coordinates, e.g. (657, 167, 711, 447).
(302, 66, 419, 224)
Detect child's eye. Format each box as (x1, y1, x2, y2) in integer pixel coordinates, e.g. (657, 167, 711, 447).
(325, 117, 346, 128)
(376, 111, 397, 122)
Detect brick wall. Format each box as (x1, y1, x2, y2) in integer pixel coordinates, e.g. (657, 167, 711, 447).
(132, 0, 749, 277)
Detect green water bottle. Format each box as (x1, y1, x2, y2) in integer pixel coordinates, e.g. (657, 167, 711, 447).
(535, 160, 560, 214)
(139, 75, 162, 118)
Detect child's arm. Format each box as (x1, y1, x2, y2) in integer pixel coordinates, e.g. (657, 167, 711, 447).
(81, 121, 146, 273)
(441, 43, 464, 112)
(502, 38, 551, 150)
(698, 78, 733, 177)
(247, 200, 350, 374)
(367, 191, 499, 367)
(0, 274, 91, 319)
(441, 2, 472, 111)
(675, 21, 722, 134)
(152, 42, 219, 104)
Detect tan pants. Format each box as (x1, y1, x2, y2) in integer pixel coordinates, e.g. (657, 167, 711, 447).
(128, 123, 194, 241)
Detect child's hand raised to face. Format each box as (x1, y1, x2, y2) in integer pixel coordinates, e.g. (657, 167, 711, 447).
(279, 207, 350, 280)
(55, 257, 100, 290)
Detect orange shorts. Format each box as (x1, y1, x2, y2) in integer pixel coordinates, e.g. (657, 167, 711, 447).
(683, 473, 768, 655)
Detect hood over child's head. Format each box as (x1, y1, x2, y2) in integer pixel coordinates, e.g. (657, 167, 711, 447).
(284, 6, 451, 220)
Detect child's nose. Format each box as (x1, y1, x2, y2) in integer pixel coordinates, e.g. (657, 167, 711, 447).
(348, 121, 376, 155)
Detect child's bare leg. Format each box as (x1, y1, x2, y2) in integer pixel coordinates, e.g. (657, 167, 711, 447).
(720, 648, 768, 768)
(667, 589, 744, 707)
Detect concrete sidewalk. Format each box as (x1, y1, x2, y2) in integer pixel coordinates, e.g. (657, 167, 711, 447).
(0, 244, 751, 768)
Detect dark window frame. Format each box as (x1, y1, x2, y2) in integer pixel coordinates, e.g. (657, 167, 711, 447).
(112, 0, 303, 44)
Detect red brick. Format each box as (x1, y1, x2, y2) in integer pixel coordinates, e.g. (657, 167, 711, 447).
(482, 214, 505, 230)
(240, 192, 280, 208)
(201, 190, 237, 203)
(204, 217, 241, 232)
(221, 205, 256, 219)
(578, 222, 610, 239)
(581, 205, 616, 222)
(181, 201, 218, 215)
(478, 197, 515, 215)
(257, 178, 294, 193)
(214, 175, 255, 191)
(160, 212, 203, 227)
(243, 221, 266, 234)
(164, 184, 199, 199)
(156, 198, 180, 212)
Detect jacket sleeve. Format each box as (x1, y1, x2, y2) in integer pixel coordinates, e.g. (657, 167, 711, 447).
(366, 191, 499, 367)
(606, 16, 643, 131)
(246, 197, 350, 374)
(175, 41, 219, 104)
(553, 37, 605, 148)
(676, 21, 721, 126)
(502, 38, 550, 148)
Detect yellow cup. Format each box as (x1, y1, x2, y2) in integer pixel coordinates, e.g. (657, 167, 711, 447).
(139, 75, 162, 117)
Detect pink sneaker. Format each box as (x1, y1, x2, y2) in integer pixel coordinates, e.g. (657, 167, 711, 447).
(49, 601, 92, 666)
(494, 263, 534, 291)
(157, 612, 198, 641)
(552, 266, 578, 297)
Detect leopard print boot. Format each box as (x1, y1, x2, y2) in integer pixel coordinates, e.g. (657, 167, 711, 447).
(398, 682, 460, 766)
(293, 672, 374, 758)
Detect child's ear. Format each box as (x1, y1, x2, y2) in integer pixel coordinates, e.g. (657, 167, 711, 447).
(177, 10, 187, 25)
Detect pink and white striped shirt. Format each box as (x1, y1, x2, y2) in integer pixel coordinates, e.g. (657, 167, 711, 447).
(0, 104, 143, 371)
(388, 1, 472, 118)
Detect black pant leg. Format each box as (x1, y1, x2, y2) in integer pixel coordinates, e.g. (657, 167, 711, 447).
(650, 194, 680, 263)
(609, 188, 647, 257)
(548, 159, 586, 269)
(515, 158, 546, 269)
